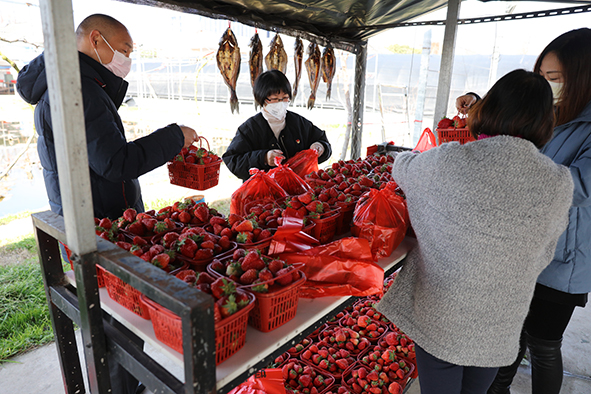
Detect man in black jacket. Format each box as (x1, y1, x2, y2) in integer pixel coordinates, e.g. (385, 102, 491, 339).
(17, 14, 197, 394)
(17, 13, 197, 220)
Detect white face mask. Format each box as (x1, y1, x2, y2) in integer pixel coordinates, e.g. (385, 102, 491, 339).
(94, 34, 132, 79)
(264, 101, 289, 121)
(547, 80, 564, 104)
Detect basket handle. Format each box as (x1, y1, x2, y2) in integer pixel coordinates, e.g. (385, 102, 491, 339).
(197, 135, 211, 152)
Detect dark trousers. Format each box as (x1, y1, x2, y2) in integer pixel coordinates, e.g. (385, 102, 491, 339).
(415, 345, 499, 394)
(524, 295, 576, 340)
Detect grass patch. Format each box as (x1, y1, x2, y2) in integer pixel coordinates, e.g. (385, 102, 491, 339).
(209, 198, 231, 216)
(3, 235, 37, 254)
(0, 262, 53, 363)
(0, 211, 33, 226)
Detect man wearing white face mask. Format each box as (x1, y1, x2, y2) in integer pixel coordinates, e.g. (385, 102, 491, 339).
(17, 15, 200, 394)
(17, 14, 198, 221)
(223, 70, 332, 181)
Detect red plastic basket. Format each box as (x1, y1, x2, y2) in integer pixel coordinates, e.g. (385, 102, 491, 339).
(436, 127, 475, 145)
(246, 272, 306, 332)
(167, 137, 221, 191)
(64, 243, 105, 288)
(335, 201, 356, 235)
(102, 269, 150, 319)
(141, 291, 255, 364)
(307, 209, 341, 244)
(236, 236, 273, 255)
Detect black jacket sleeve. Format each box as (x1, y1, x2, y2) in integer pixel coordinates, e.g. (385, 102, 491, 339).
(82, 82, 184, 183)
(222, 118, 270, 181)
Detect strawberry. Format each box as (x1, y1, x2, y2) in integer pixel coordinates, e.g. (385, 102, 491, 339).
(236, 232, 253, 244)
(162, 232, 179, 249)
(193, 248, 213, 260)
(209, 259, 225, 274)
(233, 248, 247, 260)
(220, 227, 233, 239)
(297, 191, 315, 205)
(99, 218, 112, 230)
(251, 279, 269, 293)
(193, 272, 213, 285)
(257, 229, 272, 241)
(200, 240, 215, 250)
(178, 238, 198, 258)
(388, 382, 401, 394)
(216, 294, 238, 318)
(225, 262, 243, 279)
(193, 204, 209, 223)
(305, 201, 324, 213)
(178, 211, 191, 224)
(130, 245, 143, 257)
(218, 235, 231, 250)
(258, 268, 274, 284)
(234, 291, 250, 309)
(275, 267, 294, 285)
(234, 219, 255, 233)
(127, 221, 145, 236)
(317, 359, 328, 370)
(122, 208, 137, 223)
(115, 241, 132, 251)
(241, 250, 265, 271)
(298, 374, 312, 388)
(153, 221, 169, 234)
(210, 277, 236, 300)
(151, 253, 170, 269)
(335, 358, 348, 370)
(268, 259, 284, 274)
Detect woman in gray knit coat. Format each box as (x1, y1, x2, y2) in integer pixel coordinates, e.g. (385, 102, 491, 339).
(376, 69, 574, 394)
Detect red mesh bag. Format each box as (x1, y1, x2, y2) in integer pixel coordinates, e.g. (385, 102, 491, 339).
(351, 182, 409, 260)
(414, 128, 437, 152)
(230, 169, 288, 215)
(284, 149, 319, 179)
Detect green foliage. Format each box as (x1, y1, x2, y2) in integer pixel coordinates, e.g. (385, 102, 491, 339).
(386, 44, 421, 54)
(209, 198, 231, 217)
(0, 211, 33, 226)
(3, 235, 37, 254)
(0, 263, 53, 362)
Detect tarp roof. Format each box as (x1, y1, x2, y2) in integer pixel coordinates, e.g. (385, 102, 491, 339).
(118, 0, 590, 51)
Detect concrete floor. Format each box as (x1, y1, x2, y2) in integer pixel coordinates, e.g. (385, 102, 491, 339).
(0, 301, 589, 394)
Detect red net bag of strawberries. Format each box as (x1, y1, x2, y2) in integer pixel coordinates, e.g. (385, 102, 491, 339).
(351, 181, 409, 260)
(284, 149, 319, 179)
(268, 160, 313, 196)
(230, 168, 289, 215)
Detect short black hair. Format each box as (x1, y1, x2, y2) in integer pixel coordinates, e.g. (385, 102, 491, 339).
(253, 70, 292, 107)
(467, 69, 554, 148)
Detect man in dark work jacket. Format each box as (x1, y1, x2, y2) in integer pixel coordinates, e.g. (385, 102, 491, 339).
(17, 14, 197, 394)
(17, 14, 197, 220)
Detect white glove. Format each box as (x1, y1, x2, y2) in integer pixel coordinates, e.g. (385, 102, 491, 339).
(310, 142, 324, 156)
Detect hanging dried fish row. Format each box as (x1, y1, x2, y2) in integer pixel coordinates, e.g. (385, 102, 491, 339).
(305, 42, 321, 110)
(265, 33, 288, 74)
(216, 27, 241, 114)
(292, 37, 304, 100)
(321, 45, 336, 100)
(248, 32, 264, 109)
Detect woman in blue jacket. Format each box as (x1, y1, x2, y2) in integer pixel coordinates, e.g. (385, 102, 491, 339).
(459, 28, 591, 394)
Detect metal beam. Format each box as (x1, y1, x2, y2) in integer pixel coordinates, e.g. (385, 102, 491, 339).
(350, 41, 367, 160)
(39, 0, 96, 256)
(433, 0, 461, 135)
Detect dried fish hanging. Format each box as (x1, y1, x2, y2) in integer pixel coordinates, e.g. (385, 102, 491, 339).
(265, 33, 288, 74)
(216, 25, 241, 114)
(305, 42, 321, 110)
(292, 37, 304, 101)
(321, 45, 336, 100)
(248, 31, 263, 109)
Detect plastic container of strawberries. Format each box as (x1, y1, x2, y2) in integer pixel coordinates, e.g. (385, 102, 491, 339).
(140, 291, 255, 364)
(175, 234, 237, 272)
(282, 358, 336, 394)
(167, 136, 221, 191)
(339, 316, 389, 344)
(436, 127, 475, 145)
(305, 209, 341, 244)
(342, 361, 414, 392)
(353, 354, 416, 390)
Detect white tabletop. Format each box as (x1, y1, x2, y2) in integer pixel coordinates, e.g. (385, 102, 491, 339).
(66, 237, 416, 390)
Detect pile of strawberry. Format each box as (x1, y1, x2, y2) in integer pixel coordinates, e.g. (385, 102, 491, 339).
(173, 144, 221, 166)
(176, 268, 251, 323)
(282, 360, 333, 394)
(209, 248, 301, 292)
(343, 366, 404, 394)
(95, 217, 125, 243)
(437, 115, 467, 129)
(160, 226, 233, 262)
(316, 326, 370, 355)
(301, 342, 356, 377)
(340, 314, 387, 342)
(288, 338, 312, 357)
(360, 334, 415, 382)
(109, 208, 178, 239)
(202, 211, 275, 245)
(376, 329, 416, 361)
